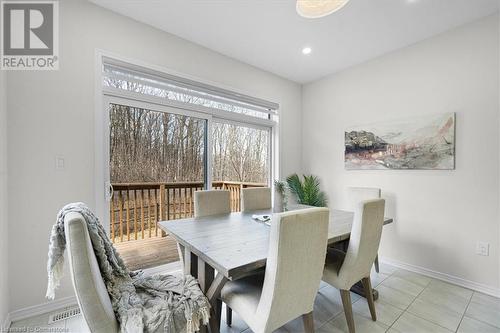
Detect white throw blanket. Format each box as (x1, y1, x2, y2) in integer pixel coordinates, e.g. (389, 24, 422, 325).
(46, 202, 210, 333)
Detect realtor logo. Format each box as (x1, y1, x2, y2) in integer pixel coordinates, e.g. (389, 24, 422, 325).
(1, 1, 59, 70)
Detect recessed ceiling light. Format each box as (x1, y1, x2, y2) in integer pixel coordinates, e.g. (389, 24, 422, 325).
(302, 47, 312, 55)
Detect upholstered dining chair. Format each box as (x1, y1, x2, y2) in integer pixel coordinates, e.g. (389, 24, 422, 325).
(241, 187, 272, 212)
(348, 187, 382, 273)
(220, 207, 330, 333)
(322, 199, 385, 333)
(178, 190, 232, 269)
(194, 189, 231, 218)
(64, 212, 120, 333)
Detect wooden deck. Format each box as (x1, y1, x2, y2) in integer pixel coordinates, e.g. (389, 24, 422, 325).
(114, 235, 180, 271)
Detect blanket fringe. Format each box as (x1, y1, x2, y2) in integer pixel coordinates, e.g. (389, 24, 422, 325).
(186, 306, 210, 333)
(46, 257, 64, 300)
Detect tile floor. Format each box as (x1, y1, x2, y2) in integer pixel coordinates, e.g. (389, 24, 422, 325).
(9, 263, 500, 333)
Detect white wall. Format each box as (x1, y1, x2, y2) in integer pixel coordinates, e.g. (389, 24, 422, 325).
(7, 0, 302, 311)
(303, 15, 500, 291)
(0, 59, 9, 325)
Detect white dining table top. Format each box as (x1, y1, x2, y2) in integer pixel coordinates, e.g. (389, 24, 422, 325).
(159, 206, 393, 280)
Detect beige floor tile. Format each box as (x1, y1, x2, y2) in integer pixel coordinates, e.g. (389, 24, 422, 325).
(313, 286, 345, 326)
(65, 314, 91, 333)
(320, 284, 362, 305)
(392, 270, 432, 287)
(457, 316, 500, 333)
(377, 262, 399, 275)
(377, 285, 416, 310)
(370, 271, 390, 287)
(277, 316, 306, 333)
(221, 304, 250, 333)
(352, 298, 404, 326)
(418, 286, 471, 314)
(319, 312, 388, 333)
(426, 280, 473, 300)
(391, 312, 453, 333)
(471, 292, 500, 310)
(466, 299, 500, 328)
(382, 276, 425, 297)
(319, 281, 330, 290)
(407, 298, 463, 331)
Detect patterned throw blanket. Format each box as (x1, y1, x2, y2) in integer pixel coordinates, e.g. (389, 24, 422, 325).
(46, 202, 210, 333)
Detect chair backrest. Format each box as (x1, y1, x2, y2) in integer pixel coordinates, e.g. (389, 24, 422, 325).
(64, 212, 119, 333)
(339, 199, 385, 287)
(256, 208, 330, 332)
(348, 187, 381, 210)
(241, 187, 272, 212)
(194, 190, 231, 217)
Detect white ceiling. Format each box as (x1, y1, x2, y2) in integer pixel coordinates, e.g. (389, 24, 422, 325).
(90, 0, 499, 83)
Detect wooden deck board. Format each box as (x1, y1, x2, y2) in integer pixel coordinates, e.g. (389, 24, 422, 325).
(114, 236, 180, 271)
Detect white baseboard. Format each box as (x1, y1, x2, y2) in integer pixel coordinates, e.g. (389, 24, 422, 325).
(380, 256, 500, 298)
(9, 296, 78, 324)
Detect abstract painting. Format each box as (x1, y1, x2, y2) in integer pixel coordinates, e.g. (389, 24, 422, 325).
(345, 113, 455, 170)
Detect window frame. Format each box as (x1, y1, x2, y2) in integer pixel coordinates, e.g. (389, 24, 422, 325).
(103, 94, 213, 192)
(95, 52, 279, 234)
(212, 117, 274, 186)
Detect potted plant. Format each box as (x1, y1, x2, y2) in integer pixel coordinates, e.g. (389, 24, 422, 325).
(286, 174, 328, 207)
(274, 179, 289, 212)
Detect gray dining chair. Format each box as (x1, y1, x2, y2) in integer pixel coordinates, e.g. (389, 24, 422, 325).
(64, 212, 120, 333)
(220, 207, 330, 333)
(241, 187, 272, 212)
(194, 189, 231, 218)
(322, 199, 385, 333)
(348, 187, 382, 273)
(178, 190, 232, 271)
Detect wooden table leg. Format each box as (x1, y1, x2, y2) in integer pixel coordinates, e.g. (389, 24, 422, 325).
(184, 247, 198, 277)
(197, 258, 214, 333)
(183, 249, 207, 332)
(198, 257, 215, 292)
(206, 273, 228, 333)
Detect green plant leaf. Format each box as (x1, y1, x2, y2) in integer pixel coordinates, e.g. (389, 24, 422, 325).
(286, 174, 305, 203)
(287, 174, 327, 207)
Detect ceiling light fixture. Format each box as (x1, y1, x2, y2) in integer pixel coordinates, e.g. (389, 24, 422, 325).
(302, 47, 312, 55)
(296, 0, 350, 18)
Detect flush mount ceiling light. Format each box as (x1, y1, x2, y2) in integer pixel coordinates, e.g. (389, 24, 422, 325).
(296, 0, 350, 18)
(302, 47, 312, 55)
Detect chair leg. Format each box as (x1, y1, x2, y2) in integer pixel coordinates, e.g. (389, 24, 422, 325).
(361, 277, 377, 321)
(226, 305, 232, 327)
(302, 311, 314, 333)
(340, 290, 355, 333)
(374, 255, 380, 273)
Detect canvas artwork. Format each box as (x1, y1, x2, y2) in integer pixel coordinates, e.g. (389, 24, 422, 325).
(345, 113, 455, 170)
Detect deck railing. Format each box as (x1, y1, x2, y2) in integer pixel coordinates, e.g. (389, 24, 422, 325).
(110, 181, 266, 243)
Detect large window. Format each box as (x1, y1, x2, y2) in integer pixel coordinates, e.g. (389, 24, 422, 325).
(212, 122, 270, 184)
(109, 104, 206, 183)
(102, 59, 278, 270)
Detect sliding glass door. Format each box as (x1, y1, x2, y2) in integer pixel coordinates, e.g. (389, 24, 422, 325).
(99, 58, 278, 271)
(106, 98, 209, 270)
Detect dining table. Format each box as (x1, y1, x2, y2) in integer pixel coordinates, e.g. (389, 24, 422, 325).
(158, 206, 393, 333)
